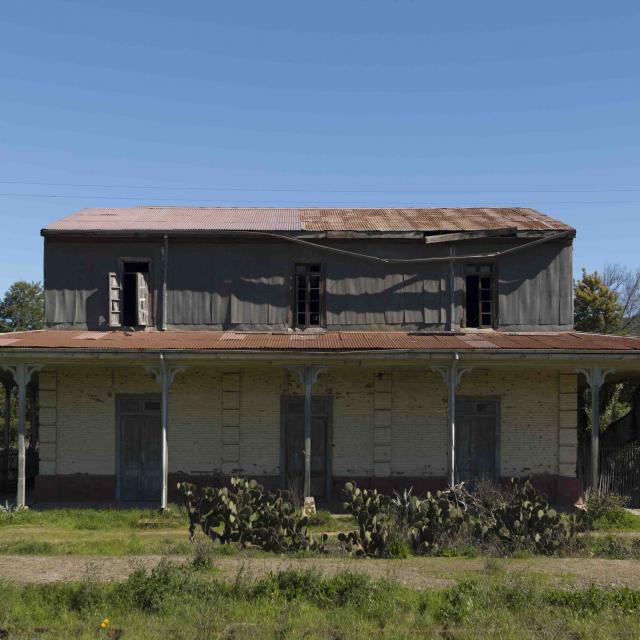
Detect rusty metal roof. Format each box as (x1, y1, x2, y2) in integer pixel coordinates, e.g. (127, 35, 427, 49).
(42, 207, 573, 235)
(0, 330, 637, 353)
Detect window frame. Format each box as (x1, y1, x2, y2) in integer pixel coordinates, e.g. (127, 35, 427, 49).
(291, 262, 325, 329)
(463, 262, 496, 329)
(112, 258, 153, 329)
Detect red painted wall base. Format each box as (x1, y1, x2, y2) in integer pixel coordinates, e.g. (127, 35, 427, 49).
(34, 473, 582, 508)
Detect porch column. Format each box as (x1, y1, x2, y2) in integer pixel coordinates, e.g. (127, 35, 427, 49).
(145, 354, 186, 510)
(576, 366, 614, 490)
(5, 364, 42, 508)
(432, 353, 471, 487)
(2, 379, 13, 494)
(2, 379, 12, 452)
(28, 378, 38, 449)
(287, 364, 326, 501)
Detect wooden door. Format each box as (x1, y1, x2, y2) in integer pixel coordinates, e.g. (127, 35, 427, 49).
(282, 396, 332, 500)
(117, 395, 162, 501)
(455, 398, 499, 483)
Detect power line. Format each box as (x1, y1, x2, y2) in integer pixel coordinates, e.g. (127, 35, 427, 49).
(0, 192, 638, 206)
(0, 179, 639, 195)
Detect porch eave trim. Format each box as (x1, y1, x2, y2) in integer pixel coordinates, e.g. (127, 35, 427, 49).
(2, 347, 640, 363)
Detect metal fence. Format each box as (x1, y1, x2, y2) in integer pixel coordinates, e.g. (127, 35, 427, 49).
(578, 439, 640, 507)
(0, 448, 38, 493)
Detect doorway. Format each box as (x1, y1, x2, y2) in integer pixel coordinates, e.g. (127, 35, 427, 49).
(116, 394, 162, 501)
(281, 396, 332, 501)
(455, 397, 500, 484)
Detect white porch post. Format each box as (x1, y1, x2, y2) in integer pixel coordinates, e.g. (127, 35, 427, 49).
(5, 364, 42, 508)
(576, 366, 614, 491)
(146, 354, 186, 510)
(432, 353, 471, 487)
(2, 379, 12, 453)
(287, 364, 326, 500)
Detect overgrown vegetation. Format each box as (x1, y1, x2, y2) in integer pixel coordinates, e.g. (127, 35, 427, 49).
(1, 562, 640, 639)
(579, 489, 639, 531)
(578, 534, 640, 559)
(179, 477, 328, 553)
(339, 478, 575, 558)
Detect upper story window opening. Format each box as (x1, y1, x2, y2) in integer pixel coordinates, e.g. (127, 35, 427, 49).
(465, 264, 494, 328)
(109, 260, 150, 329)
(295, 263, 323, 328)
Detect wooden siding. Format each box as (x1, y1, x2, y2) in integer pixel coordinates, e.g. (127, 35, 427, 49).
(44, 236, 573, 332)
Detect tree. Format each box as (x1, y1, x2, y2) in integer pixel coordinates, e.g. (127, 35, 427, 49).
(0, 281, 44, 332)
(602, 264, 640, 334)
(574, 269, 624, 334)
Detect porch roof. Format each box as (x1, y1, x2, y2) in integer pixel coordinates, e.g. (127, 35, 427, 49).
(0, 329, 639, 355)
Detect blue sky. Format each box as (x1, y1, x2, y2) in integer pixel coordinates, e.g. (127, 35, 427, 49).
(0, 1, 639, 293)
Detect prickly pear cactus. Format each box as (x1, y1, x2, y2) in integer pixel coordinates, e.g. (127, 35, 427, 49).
(177, 477, 327, 553)
(476, 478, 574, 554)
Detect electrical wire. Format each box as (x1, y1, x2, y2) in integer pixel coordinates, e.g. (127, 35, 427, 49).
(0, 179, 638, 194)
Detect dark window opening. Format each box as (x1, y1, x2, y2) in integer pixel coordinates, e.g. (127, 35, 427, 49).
(465, 264, 494, 328)
(122, 273, 138, 326)
(123, 262, 149, 274)
(294, 263, 323, 328)
(121, 261, 150, 327)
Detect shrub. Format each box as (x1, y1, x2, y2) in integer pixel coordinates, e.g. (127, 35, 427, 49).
(250, 569, 390, 610)
(580, 490, 631, 530)
(191, 536, 218, 570)
(120, 561, 195, 613)
(178, 477, 328, 554)
(578, 534, 640, 560)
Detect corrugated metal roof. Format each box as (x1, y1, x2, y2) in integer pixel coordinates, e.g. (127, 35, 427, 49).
(42, 207, 573, 234)
(0, 330, 637, 353)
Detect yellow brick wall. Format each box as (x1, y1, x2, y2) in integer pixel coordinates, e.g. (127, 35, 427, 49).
(457, 369, 564, 477)
(391, 369, 449, 476)
(47, 366, 221, 476)
(40, 364, 577, 480)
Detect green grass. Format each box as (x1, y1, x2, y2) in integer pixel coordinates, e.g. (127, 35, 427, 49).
(0, 505, 188, 530)
(0, 505, 637, 558)
(308, 510, 355, 532)
(0, 507, 354, 556)
(592, 509, 640, 532)
(0, 563, 639, 639)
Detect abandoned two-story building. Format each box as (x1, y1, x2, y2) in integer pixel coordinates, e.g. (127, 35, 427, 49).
(1, 206, 639, 507)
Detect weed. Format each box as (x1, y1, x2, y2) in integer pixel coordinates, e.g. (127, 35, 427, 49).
(190, 536, 218, 570)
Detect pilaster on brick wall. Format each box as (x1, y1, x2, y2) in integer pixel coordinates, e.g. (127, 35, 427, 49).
(38, 368, 57, 475)
(221, 372, 240, 475)
(373, 372, 392, 476)
(558, 373, 578, 477)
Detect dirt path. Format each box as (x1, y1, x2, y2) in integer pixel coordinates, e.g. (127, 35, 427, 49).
(2, 555, 640, 589)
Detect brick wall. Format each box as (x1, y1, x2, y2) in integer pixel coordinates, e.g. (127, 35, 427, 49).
(38, 363, 577, 491)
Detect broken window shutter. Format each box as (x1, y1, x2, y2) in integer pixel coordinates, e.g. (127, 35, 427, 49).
(136, 271, 150, 326)
(108, 272, 122, 327)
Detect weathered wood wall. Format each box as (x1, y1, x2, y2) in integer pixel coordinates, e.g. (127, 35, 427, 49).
(44, 236, 573, 331)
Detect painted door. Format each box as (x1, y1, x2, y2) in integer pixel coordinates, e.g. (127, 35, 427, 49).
(282, 396, 332, 500)
(455, 398, 499, 483)
(118, 395, 162, 501)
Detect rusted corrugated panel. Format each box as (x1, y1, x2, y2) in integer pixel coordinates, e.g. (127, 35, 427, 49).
(43, 207, 573, 234)
(0, 331, 639, 352)
(299, 208, 572, 232)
